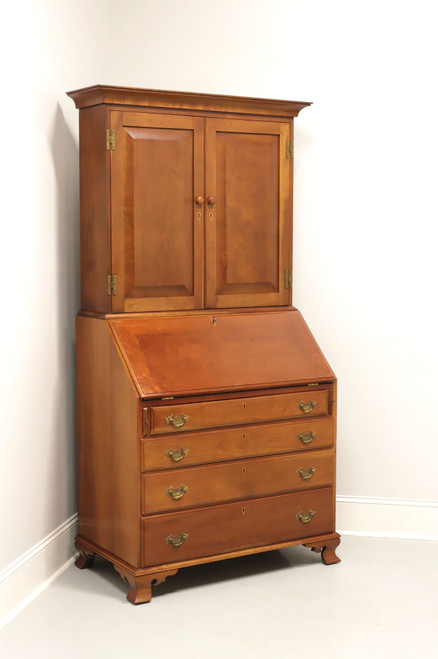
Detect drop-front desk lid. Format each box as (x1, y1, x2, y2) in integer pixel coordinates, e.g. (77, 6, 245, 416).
(109, 310, 335, 400)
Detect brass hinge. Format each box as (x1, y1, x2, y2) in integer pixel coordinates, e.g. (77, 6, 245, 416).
(106, 129, 116, 151)
(285, 269, 292, 289)
(286, 139, 294, 158)
(107, 275, 117, 296)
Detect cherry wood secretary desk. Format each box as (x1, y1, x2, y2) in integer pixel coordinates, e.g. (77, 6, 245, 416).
(67, 85, 341, 604)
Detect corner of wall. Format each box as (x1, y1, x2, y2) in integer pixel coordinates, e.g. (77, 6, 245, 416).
(0, 515, 78, 631)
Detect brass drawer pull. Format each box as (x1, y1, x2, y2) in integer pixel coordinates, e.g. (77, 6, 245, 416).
(297, 400, 317, 414)
(166, 413, 189, 429)
(296, 509, 316, 524)
(165, 447, 188, 462)
(166, 485, 188, 500)
(165, 532, 188, 547)
(297, 466, 316, 480)
(297, 430, 316, 444)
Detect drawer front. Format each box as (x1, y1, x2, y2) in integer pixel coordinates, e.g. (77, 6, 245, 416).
(142, 449, 335, 513)
(150, 390, 329, 435)
(142, 416, 334, 471)
(141, 487, 334, 566)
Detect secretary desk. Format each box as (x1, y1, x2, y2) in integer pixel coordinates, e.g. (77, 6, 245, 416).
(67, 84, 341, 603)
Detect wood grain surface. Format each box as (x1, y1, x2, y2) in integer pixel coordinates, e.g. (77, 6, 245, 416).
(141, 415, 335, 471)
(67, 84, 311, 118)
(110, 112, 204, 312)
(76, 316, 141, 566)
(150, 389, 329, 434)
(110, 310, 335, 399)
(141, 449, 335, 513)
(205, 118, 291, 308)
(141, 487, 334, 566)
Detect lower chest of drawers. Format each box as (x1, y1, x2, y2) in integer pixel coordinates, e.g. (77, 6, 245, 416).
(75, 311, 340, 604)
(140, 387, 336, 568)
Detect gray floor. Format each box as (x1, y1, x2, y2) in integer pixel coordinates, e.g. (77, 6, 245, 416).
(1, 536, 437, 658)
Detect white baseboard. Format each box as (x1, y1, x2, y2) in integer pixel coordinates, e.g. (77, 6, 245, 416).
(336, 495, 438, 541)
(0, 514, 78, 631)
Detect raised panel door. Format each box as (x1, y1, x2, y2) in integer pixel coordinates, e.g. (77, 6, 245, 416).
(205, 118, 291, 308)
(110, 112, 204, 312)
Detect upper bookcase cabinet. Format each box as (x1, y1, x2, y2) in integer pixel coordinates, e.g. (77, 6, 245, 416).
(67, 85, 311, 314)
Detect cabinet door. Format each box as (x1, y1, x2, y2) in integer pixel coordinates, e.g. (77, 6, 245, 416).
(205, 118, 291, 308)
(110, 112, 204, 312)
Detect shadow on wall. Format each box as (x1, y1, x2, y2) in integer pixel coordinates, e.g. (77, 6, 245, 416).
(48, 104, 80, 526)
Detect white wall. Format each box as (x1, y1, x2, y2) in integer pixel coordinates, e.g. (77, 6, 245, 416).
(1, 0, 437, 625)
(109, 0, 438, 520)
(0, 0, 109, 624)
(289, 0, 438, 505)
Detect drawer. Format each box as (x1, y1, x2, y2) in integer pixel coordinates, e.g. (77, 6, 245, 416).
(141, 486, 334, 566)
(141, 449, 335, 513)
(142, 416, 334, 471)
(150, 389, 330, 435)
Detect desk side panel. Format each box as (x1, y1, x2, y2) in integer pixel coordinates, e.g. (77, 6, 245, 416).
(76, 315, 141, 567)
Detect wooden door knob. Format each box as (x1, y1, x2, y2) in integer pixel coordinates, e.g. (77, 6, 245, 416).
(207, 196, 216, 205)
(195, 196, 205, 205)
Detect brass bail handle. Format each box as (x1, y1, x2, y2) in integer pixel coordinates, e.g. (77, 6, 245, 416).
(166, 413, 189, 429)
(165, 447, 188, 462)
(166, 485, 188, 500)
(297, 466, 316, 480)
(296, 510, 316, 524)
(297, 400, 317, 414)
(297, 430, 316, 445)
(165, 532, 188, 548)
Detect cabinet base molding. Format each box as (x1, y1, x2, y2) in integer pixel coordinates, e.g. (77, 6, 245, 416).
(74, 532, 341, 604)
